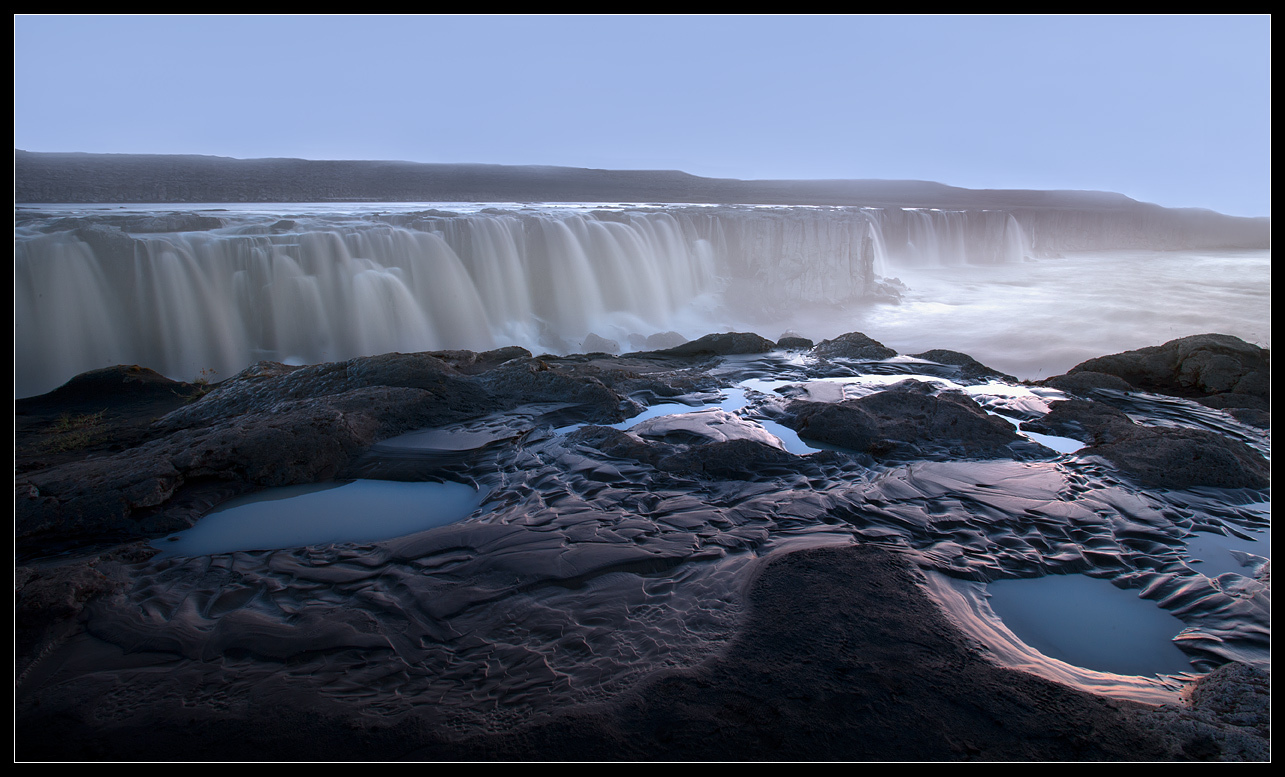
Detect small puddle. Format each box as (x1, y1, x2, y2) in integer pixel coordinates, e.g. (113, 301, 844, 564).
(608, 402, 713, 430)
(154, 479, 486, 557)
(1184, 526, 1271, 578)
(985, 573, 1193, 677)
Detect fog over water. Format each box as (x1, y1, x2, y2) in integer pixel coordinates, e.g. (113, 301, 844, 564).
(819, 248, 1271, 381)
(13, 202, 1270, 397)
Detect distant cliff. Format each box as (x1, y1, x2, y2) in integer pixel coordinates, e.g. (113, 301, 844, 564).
(13, 150, 1269, 249)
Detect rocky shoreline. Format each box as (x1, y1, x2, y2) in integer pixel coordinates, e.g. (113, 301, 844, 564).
(15, 332, 1271, 760)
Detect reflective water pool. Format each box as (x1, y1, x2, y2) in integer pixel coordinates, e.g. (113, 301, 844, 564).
(154, 479, 486, 557)
(985, 573, 1195, 677)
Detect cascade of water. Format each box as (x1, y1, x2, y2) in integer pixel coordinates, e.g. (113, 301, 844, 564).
(15, 204, 1034, 397)
(1004, 213, 1032, 262)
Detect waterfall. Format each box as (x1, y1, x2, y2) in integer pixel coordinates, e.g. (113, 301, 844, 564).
(14, 204, 1032, 397)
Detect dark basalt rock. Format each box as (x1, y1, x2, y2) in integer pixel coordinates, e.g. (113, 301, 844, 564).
(480, 359, 626, 422)
(427, 345, 532, 375)
(1042, 370, 1137, 395)
(1085, 426, 1270, 490)
(21, 364, 197, 409)
(1020, 398, 1137, 443)
(154, 353, 486, 433)
(1185, 663, 1271, 741)
(11, 335, 1273, 761)
(568, 415, 801, 481)
(544, 544, 1180, 761)
(784, 383, 1030, 459)
(15, 366, 211, 477)
(71, 224, 139, 261)
(15, 543, 158, 678)
(1064, 334, 1270, 401)
(811, 331, 897, 361)
(912, 349, 1017, 382)
(15, 351, 629, 556)
(16, 385, 448, 551)
(1195, 394, 1271, 429)
(566, 425, 671, 467)
(777, 335, 815, 350)
(1024, 399, 1270, 489)
(657, 439, 800, 480)
(657, 331, 777, 357)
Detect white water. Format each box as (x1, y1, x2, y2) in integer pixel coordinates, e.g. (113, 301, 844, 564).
(842, 248, 1271, 381)
(15, 203, 1269, 397)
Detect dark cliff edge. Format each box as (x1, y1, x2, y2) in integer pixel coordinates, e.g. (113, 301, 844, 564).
(13, 150, 1270, 249)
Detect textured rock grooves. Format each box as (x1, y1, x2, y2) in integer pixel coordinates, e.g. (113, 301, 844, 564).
(14, 333, 1271, 760)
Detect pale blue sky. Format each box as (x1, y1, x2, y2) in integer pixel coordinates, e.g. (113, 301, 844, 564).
(13, 15, 1271, 216)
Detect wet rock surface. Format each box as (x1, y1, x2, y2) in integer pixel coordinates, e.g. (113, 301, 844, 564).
(656, 331, 777, 357)
(14, 332, 1271, 760)
(1019, 397, 1270, 488)
(1051, 333, 1270, 409)
(776, 335, 814, 351)
(811, 331, 898, 360)
(911, 349, 1017, 382)
(784, 382, 1036, 460)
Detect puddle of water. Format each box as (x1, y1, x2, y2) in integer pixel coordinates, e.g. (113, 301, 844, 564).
(154, 479, 486, 557)
(380, 427, 514, 451)
(964, 381, 1065, 420)
(816, 373, 962, 399)
(1184, 527, 1271, 578)
(986, 410, 1084, 454)
(608, 402, 714, 430)
(718, 387, 749, 412)
(561, 373, 1084, 458)
(737, 378, 795, 396)
(756, 418, 819, 455)
(985, 574, 1193, 677)
(1019, 429, 1084, 454)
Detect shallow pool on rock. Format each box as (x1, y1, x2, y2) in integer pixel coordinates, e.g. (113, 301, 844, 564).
(154, 479, 487, 557)
(1182, 511, 1270, 579)
(985, 573, 1195, 677)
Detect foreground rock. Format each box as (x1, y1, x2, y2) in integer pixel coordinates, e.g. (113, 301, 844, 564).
(1021, 399, 1270, 489)
(1066, 334, 1268, 399)
(1045, 334, 1270, 428)
(910, 349, 1017, 382)
(784, 382, 1040, 460)
(656, 331, 777, 357)
(15, 349, 629, 556)
(16, 544, 1267, 760)
(811, 331, 898, 360)
(14, 332, 1272, 761)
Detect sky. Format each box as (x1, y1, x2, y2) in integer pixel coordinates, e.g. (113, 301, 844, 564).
(13, 15, 1271, 217)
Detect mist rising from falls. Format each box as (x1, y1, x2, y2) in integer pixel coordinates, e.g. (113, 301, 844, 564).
(17, 205, 928, 396)
(34, 201, 1245, 398)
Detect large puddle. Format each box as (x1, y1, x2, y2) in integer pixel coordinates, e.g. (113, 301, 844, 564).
(984, 574, 1194, 677)
(154, 479, 486, 557)
(969, 515, 1271, 687)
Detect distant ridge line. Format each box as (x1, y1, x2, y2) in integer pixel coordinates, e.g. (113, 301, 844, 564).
(12, 150, 1269, 249)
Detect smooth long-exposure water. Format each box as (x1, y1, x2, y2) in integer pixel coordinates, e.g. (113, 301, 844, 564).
(13, 202, 1269, 397)
(15, 200, 1270, 725)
